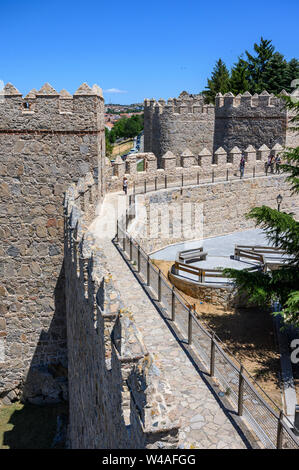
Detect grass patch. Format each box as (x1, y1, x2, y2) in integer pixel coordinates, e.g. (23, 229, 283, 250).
(0, 401, 68, 449)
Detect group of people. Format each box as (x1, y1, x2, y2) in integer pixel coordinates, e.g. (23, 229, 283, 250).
(265, 154, 281, 174)
(239, 153, 281, 178)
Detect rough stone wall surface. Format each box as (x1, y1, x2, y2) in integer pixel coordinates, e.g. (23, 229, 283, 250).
(0, 82, 105, 401)
(144, 94, 215, 167)
(64, 177, 180, 449)
(130, 174, 299, 253)
(144, 91, 297, 164)
(214, 92, 287, 152)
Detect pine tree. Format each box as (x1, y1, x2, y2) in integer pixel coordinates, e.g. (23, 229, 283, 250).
(203, 59, 230, 103)
(245, 37, 275, 94)
(229, 57, 250, 95)
(223, 96, 299, 328)
(285, 58, 299, 93)
(263, 52, 289, 94)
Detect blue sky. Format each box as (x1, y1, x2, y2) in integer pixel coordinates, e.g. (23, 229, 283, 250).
(1, 0, 298, 104)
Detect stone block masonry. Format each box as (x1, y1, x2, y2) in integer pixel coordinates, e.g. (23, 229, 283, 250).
(0, 82, 105, 403)
(64, 175, 180, 448)
(144, 92, 215, 167)
(129, 174, 299, 254)
(144, 90, 299, 167)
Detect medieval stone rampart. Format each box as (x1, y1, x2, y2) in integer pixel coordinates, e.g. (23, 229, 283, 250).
(144, 90, 299, 166)
(0, 82, 105, 403)
(144, 92, 215, 166)
(105, 142, 284, 193)
(63, 174, 180, 448)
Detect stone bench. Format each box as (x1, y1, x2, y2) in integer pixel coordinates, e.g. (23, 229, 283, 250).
(178, 247, 207, 264)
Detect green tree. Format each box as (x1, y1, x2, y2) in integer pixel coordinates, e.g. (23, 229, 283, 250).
(223, 96, 299, 328)
(203, 58, 230, 103)
(105, 128, 113, 157)
(285, 58, 299, 93)
(229, 56, 250, 95)
(245, 37, 275, 94)
(262, 52, 289, 94)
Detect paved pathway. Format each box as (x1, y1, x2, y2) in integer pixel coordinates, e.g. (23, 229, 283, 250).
(89, 192, 252, 449)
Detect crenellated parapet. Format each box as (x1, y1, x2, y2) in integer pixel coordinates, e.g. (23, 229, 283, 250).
(214, 90, 294, 152)
(215, 90, 289, 111)
(0, 82, 104, 132)
(106, 143, 284, 191)
(144, 89, 297, 166)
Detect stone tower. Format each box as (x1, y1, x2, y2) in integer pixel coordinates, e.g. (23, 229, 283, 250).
(144, 92, 215, 167)
(0, 82, 105, 402)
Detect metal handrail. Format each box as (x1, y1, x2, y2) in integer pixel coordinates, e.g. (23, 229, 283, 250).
(116, 223, 299, 449)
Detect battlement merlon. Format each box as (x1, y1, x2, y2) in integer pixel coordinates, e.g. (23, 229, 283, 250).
(215, 90, 289, 115)
(144, 93, 214, 115)
(0, 82, 105, 132)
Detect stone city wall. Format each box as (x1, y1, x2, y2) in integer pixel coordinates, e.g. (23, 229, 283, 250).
(213, 91, 290, 152)
(144, 90, 298, 166)
(106, 143, 284, 193)
(128, 174, 299, 254)
(144, 93, 214, 166)
(64, 175, 180, 448)
(0, 82, 105, 404)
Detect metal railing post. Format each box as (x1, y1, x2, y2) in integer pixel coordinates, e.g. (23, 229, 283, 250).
(129, 238, 132, 261)
(171, 287, 175, 321)
(181, 174, 184, 187)
(158, 269, 162, 302)
(146, 256, 150, 286)
(137, 245, 141, 272)
(164, 175, 167, 189)
(276, 411, 284, 449)
(226, 169, 229, 181)
(212, 169, 214, 183)
(155, 177, 157, 191)
(238, 365, 245, 416)
(188, 308, 192, 345)
(253, 166, 255, 178)
(116, 221, 119, 242)
(210, 333, 216, 377)
(123, 232, 126, 251)
(133, 181, 136, 195)
(197, 171, 199, 185)
(144, 180, 147, 193)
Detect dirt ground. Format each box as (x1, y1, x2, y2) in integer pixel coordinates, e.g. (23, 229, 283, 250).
(152, 259, 283, 409)
(112, 140, 134, 156)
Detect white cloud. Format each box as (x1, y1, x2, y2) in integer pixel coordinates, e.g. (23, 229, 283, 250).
(103, 88, 128, 94)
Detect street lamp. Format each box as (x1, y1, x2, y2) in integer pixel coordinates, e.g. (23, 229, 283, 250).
(276, 194, 283, 212)
(275, 194, 283, 247)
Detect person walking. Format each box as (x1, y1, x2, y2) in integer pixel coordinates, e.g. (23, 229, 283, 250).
(270, 154, 275, 174)
(240, 155, 245, 178)
(266, 154, 272, 175)
(123, 176, 128, 195)
(275, 154, 281, 174)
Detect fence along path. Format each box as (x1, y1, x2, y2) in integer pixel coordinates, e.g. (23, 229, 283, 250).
(91, 191, 249, 449)
(114, 174, 299, 449)
(117, 223, 299, 449)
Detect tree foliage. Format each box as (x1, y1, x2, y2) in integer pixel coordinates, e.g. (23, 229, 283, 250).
(109, 114, 144, 141)
(202, 59, 230, 103)
(203, 37, 299, 102)
(223, 97, 299, 328)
